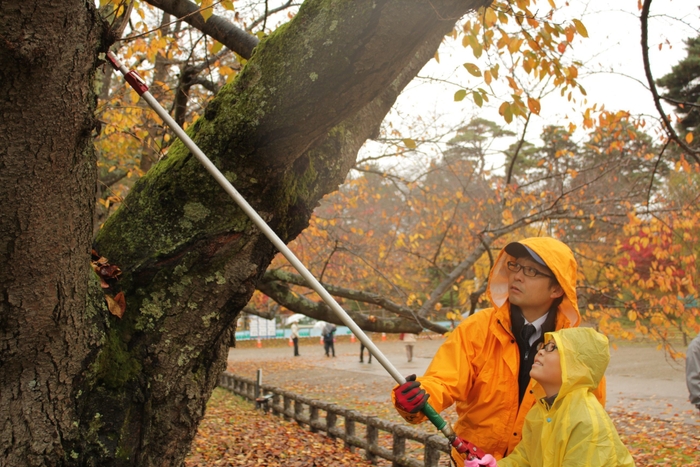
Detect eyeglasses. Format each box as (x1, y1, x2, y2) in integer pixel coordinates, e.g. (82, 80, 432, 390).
(536, 340, 558, 352)
(506, 261, 553, 279)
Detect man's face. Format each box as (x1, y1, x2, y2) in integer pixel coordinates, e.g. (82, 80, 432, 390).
(507, 256, 563, 312)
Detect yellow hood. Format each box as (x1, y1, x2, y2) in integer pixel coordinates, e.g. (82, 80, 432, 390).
(487, 237, 580, 326)
(543, 327, 609, 399)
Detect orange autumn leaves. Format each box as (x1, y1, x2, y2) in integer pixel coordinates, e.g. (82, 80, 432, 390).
(455, 0, 589, 122)
(91, 250, 125, 318)
(186, 388, 377, 467)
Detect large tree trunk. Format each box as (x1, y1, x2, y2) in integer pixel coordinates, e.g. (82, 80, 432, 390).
(0, 1, 104, 465)
(1, 0, 488, 465)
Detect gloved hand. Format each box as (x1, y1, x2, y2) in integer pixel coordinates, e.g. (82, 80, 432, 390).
(393, 374, 429, 413)
(464, 454, 497, 467)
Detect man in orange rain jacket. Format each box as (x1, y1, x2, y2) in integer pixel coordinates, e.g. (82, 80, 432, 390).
(391, 237, 606, 464)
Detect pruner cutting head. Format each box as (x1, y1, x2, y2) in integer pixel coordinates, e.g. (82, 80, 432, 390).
(451, 435, 486, 460)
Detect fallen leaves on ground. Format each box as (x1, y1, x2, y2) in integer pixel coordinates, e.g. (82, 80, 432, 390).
(215, 355, 700, 467)
(229, 354, 459, 424)
(610, 409, 700, 466)
(185, 388, 376, 467)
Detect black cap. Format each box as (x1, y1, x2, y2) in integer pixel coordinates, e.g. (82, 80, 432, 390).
(504, 242, 547, 267)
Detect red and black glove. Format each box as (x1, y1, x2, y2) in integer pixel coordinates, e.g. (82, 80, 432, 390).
(394, 374, 429, 413)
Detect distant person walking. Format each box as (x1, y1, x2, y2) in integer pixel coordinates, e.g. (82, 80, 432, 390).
(360, 342, 372, 363)
(403, 333, 417, 362)
(687, 334, 700, 413)
(291, 322, 300, 357)
(322, 323, 336, 357)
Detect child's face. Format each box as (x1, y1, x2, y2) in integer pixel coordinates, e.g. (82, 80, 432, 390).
(530, 339, 563, 397)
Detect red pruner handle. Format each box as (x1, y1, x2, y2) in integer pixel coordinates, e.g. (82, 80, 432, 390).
(452, 436, 486, 460)
(105, 52, 149, 96)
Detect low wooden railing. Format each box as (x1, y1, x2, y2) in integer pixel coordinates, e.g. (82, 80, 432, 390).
(219, 372, 452, 466)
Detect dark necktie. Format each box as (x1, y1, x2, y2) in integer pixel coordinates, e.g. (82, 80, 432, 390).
(521, 323, 536, 344)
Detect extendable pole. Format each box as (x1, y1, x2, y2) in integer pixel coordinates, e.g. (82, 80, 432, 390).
(105, 52, 483, 459)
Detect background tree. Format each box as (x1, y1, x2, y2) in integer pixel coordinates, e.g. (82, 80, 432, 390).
(657, 34, 700, 143)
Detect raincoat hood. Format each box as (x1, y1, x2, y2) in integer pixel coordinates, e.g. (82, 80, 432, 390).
(488, 237, 580, 326)
(537, 327, 609, 399)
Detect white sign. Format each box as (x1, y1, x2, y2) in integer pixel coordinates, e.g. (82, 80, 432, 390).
(249, 316, 276, 338)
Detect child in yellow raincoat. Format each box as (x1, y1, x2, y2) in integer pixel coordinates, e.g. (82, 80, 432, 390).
(471, 327, 634, 467)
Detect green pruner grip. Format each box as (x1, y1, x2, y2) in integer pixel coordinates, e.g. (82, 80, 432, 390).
(421, 402, 447, 431)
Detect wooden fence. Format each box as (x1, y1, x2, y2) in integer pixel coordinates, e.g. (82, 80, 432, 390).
(219, 372, 452, 467)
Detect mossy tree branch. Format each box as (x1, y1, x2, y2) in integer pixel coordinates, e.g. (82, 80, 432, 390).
(83, 0, 491, 464)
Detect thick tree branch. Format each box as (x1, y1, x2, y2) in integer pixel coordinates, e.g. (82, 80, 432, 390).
(144, 0, 259, 59)
(172, 51, 230, 124)
(257, 280, 423, 333)
(99, 169, 128, 189)
(640, 0, 700, 163)
(646, 139, 670, 206)
(262, 269, 448, 333)
(418, 234, 493, 317)
(240, 305, 277, 320)
(466, 281, 488, 317)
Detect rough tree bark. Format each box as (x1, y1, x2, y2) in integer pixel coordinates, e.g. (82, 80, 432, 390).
(0, 0, 489, 465)
(0, 1, 105, 466)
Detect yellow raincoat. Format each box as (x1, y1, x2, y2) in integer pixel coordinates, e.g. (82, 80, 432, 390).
(499, 328, 634, 467)
(391, 237, 606, 462)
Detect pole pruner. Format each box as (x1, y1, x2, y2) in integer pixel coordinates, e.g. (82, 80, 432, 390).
(104, 51, 485, 461)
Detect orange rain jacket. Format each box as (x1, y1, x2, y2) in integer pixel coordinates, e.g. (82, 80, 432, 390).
(392, 237, 606, 462)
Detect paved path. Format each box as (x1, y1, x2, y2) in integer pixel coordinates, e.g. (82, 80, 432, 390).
(228, 337, 699, 426)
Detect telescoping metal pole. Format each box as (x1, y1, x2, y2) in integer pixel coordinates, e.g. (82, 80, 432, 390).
(105, 52, 483, 459)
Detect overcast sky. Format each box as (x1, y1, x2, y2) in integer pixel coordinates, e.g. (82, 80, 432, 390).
(361, 0, 700, 172)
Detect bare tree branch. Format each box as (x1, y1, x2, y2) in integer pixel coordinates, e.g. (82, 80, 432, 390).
(261, 269, 448, 333)
(257, 279, 423, 333)
(645, 139, 670, 206)
(248, 1, 297, 32)
(240, 305, 277, 320)
(505, 111, 531, 185)
(418, 234, 493, 317)
(640, 0, 700, 163)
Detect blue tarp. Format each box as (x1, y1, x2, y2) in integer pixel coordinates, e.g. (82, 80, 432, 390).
(235, 325, 353, 341)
